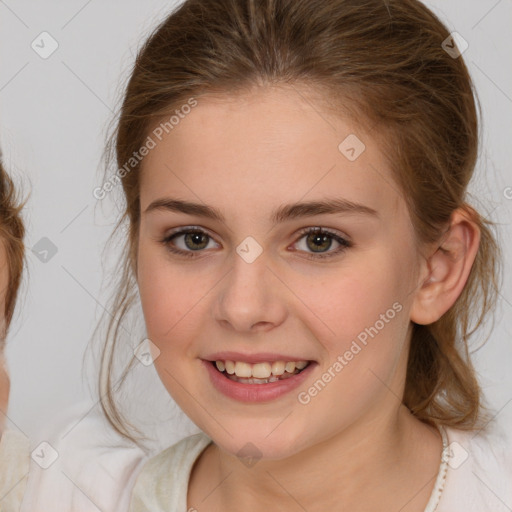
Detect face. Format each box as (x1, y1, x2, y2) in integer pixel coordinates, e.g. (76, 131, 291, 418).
(136, 85, 424, 459)
(0, 240, 10, 434)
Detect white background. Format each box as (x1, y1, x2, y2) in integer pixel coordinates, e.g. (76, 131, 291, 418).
(0, 0, 511, 444)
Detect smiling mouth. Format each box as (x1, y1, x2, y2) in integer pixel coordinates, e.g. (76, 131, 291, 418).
(211, 359, 311, 384)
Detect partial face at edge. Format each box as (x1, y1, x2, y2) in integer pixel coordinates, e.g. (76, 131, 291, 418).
(0, 240, 10, 433)
(135, 85, 425, 459)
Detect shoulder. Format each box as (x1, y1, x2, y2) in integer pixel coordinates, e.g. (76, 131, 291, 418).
(20, 401, 149, 512)
(439, 421, 512, 511)
(129, 432, 212, 512)
(0, 430, 30, 512)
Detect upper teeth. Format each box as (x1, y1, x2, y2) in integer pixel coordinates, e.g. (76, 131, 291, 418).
(215, 360, 309, 378)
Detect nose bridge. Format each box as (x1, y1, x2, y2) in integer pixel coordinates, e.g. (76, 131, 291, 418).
(214, 238, 286, 331)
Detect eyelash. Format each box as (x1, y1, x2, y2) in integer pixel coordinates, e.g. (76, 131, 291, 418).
(160, 226, 352, 260)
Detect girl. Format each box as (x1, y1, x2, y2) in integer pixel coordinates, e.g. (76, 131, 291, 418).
(96, 0, 511, 510)
(0, 156, 28, 511)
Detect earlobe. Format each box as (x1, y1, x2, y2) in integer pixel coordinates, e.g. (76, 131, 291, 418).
(410, 208, 481, 326)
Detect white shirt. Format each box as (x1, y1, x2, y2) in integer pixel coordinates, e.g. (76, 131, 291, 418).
(19, 401, 148, 512)
(0, 430, 29, 512)
(129, 421, 512, 512)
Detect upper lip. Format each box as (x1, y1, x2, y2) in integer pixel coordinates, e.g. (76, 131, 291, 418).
(203, 352, 314, 364)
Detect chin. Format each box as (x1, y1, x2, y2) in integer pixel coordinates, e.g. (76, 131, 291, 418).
(204, 420, 309, 461)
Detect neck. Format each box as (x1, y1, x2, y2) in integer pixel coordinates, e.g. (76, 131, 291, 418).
(194, 406, 442, 512)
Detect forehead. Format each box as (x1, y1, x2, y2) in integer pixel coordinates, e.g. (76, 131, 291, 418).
(139, 85, 403, 221)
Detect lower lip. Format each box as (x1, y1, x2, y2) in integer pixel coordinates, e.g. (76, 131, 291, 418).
(202, 360, 316, 403)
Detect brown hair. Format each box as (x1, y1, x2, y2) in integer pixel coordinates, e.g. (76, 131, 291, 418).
(99, 0, 502, 441)
(0, 156, 26, 342)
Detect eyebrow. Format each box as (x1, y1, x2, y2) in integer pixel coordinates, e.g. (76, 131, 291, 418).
(144, 197, 379, 224)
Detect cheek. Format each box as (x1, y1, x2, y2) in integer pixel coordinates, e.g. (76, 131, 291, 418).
(292, 262, 410, 429)
(137, 246, 184, 340)
(137, 244, 213, 360)
(301, 251, 412, 393)
(308, 257, 406, 340)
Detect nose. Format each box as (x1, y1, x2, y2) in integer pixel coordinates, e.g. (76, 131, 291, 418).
(212, 250, 287, 333)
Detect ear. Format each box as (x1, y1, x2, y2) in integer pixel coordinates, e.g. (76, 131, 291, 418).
(410, 207, 481, 325)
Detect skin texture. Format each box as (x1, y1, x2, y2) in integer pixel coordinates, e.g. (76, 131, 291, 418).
(136, 85, 480, 511)
(0, 241, 9, 435)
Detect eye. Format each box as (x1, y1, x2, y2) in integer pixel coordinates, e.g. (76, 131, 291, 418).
(161, 227, 219, 258)
(292, 227, 352, 260)
(160, 226, 352, 260)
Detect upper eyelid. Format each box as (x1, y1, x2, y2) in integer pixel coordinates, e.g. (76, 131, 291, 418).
(165, 225, 217, 241)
